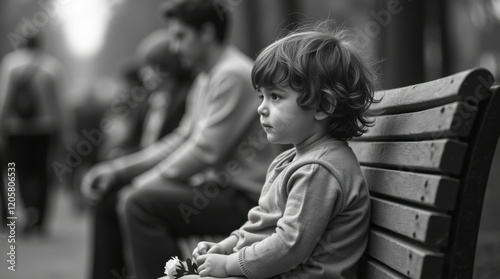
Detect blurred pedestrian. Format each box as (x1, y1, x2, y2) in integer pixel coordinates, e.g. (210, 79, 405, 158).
(0, 31, 72, 235)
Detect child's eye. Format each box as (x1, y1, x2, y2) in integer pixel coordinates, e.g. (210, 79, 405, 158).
(271, 93, 280, 101)
(257, 93, 263, 99)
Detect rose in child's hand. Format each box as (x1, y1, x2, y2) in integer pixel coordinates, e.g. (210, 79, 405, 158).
(164, 256, 182, 278)
(164, 257, 199, 279)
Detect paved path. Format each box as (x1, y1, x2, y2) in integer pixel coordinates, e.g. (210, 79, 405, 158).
(0, 188, 89, 279)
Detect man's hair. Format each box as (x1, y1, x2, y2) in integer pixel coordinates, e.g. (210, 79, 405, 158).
(162, 0, 230, 43)
(252, 21, 378, 141)
(136, 29, 192, 82)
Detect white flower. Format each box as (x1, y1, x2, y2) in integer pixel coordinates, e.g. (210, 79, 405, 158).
(164, 256, 181, 278)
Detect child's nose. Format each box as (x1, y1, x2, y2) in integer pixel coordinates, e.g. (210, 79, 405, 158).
(257, 103, 269, 116)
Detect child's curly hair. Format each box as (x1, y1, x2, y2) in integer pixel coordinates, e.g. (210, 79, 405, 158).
(251, 21, 378, 141)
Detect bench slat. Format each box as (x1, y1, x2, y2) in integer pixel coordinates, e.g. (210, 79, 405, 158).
(362, 166, 459, 210)
(370, 68, 493, 114)
(360, 102, 477, 140)
(371, 198, 451, 246)
(350, 139, 468, 175)
(368, 230, 443, 279)
(360, 259, 407, 279)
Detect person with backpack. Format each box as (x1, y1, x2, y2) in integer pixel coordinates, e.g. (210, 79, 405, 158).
(0, 31, 72, 235)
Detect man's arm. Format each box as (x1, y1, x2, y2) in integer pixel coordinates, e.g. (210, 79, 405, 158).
(111, 114, 191, 180)
(154, 73, 258, 181)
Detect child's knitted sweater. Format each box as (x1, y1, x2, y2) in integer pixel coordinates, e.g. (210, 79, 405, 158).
(232, 139, 370, 279)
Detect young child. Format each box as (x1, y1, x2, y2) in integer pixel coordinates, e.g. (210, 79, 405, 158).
(192, 22, 376, 279)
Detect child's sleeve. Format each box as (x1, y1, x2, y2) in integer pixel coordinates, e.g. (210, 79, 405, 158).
(236, 163, 343, 279)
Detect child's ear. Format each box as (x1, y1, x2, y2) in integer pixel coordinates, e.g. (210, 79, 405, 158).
(314, 109, 329, 120)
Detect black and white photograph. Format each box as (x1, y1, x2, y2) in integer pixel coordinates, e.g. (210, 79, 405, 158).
(0, 0, 499, 278)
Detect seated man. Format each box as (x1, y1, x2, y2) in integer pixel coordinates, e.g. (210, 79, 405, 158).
(82, 1, 282, 279)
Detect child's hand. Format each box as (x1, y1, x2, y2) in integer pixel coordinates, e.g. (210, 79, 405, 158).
(197, 254, 228, 277)
(192, 241, 227, 262)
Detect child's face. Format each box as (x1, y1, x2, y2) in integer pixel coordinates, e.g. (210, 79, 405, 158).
(257, 86, 324, 145)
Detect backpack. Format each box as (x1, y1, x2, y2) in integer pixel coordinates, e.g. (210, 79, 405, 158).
(10, 63, 40, 119)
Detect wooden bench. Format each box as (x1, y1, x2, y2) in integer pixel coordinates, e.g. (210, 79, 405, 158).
(177, 68, 499, 279)
(355, 68, 499, 279)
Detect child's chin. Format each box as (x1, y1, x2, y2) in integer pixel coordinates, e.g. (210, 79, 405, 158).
(267, 136, 288, 145)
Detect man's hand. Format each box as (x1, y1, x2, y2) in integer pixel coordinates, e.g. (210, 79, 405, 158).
(131, 169, 164, 190)
(81, 162, 117, 204)
(197, 254, 228, 277)
(193, 241, 227, 262)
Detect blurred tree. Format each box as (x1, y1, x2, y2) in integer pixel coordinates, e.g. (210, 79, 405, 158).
(378, 0, 425, 88)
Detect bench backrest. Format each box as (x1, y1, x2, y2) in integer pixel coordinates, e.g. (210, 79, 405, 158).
(356, 68, 500, 279)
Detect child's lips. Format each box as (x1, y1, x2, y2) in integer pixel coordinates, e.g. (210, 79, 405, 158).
(261, 122, 273, 129)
